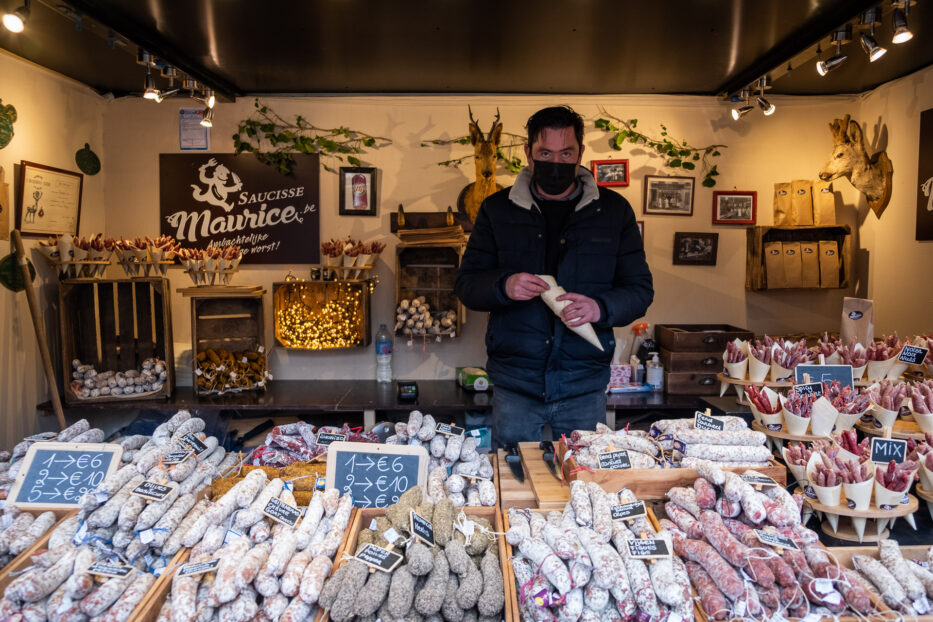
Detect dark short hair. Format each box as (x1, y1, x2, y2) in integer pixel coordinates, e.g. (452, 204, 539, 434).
(526, 106, 584, 149)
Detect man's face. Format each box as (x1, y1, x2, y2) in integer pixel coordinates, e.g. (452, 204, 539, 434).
(525, 126, 583, 170)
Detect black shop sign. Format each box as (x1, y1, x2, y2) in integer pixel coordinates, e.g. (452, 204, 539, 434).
(159, 154, 320, 263)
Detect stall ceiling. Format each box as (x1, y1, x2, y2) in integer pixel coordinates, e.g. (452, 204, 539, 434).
(0, 0, 930, 99)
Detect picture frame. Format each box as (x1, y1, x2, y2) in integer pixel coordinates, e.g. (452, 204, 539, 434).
(15, 160, 83, 237)
(591, 159, 630, 187)
(643, 175, 694, 216)
(673, 232, 719, 266)
(712, 190, 757, 225)
(338, 167, 377, 216)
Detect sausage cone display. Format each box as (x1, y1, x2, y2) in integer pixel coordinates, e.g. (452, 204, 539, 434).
(536, 274, 604, 352)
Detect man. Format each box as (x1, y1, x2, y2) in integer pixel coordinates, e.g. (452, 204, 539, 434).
(455, 105, 653, 446)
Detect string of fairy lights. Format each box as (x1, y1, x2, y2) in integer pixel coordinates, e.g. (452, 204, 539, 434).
(274, 281, 375, 350)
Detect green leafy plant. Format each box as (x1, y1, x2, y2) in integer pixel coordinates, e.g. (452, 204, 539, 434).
(421, 134, 527, 174)
(233, 99, 391, 175)
(594, 109, 726, 187)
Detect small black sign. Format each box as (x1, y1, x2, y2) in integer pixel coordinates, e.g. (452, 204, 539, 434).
(694, 411, 725, 431)
(178, 559, 221, 577)
(88, 562, 134, 578)
(793, 382, 823, 398)
(755, 530, 799, 550)
(181, 433, 209, 455)
(410, 510, 435, 546)
(598, 450, 632, 470)
(132, 481, 174, 501)
(355, 544, 404, 572)
(740, 474, 778, 488)
(317, 433, 347, 446)
(870, 437, 907, 464)
(263, 497, 301, 527)
(794, 365, 854, 390)
(898, 345, 930, 366)
(611, 501, 647, 521)
(435, 423, 465, 437)
(626, 538, 671, 559)
(163, 450, 193, 465)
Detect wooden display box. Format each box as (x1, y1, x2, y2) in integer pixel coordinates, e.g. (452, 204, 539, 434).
(745, 224, 851, 291)
(59, 278, 174, 404)
(318, 505, 514, 621)
(556, 439, 786, 499)
(272, 280, 372, 350)
(396, 243, 465, 338)
(656, 324, 754, 353)
(188, 289, 265, 394)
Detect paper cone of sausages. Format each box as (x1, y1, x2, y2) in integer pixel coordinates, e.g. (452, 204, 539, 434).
(807, 453, 842, 507)
(721, 340, 749, 396)
(809, 396, 839, 437)
(867, 356, 896, 382)
(919, 460, 933, 492)
(843, 476, 874, 512)
(874, 477, 910, 511)
(835, 407, 868, 433)
(911, 402, 933, 435)
(852, 362, 867, 382)
(783, 448, 810, 491)
(747, 386, 782, 430)
(780, 395, 811, 435)
(868, 399, 898, 429)
(825, 351, 843, 365)
(770, 360, 795, 383)
(536, 275, 603, 352)
(748, 355, 769, 383)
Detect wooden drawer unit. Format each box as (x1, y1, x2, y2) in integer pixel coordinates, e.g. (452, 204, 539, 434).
(656, 324, 753, 353)
(59, 278, 174, 404)
(664, 370, 720, 395)
(659, 348, 722, 373)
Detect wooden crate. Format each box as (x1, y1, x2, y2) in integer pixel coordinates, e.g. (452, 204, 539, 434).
(59, 278, 174, 404)
(318, 506, 515, 622)
(189, 290, 265, 394)
(745, 224, 852, 291)
(0, 509, 77, 593)
(396, 243, 465, 338)
(656, 324, 753, 353)
(556, 439, 787, 499)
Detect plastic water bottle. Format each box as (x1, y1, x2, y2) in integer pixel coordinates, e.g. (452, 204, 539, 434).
(375, 324, 393, 383)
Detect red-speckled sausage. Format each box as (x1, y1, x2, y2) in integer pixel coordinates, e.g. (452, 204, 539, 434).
(685, 561, 730, 620)
(694, 477, 718, 510)
(670, 530, 743, 600)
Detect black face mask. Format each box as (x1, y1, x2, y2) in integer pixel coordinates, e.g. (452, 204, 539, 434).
(532, 160, 577, 196)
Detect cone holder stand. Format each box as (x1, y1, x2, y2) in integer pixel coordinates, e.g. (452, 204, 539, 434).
(915, 484, 933, 521)
(717, 372, 869, 405)
(796, 486, 918, 543)
(751, 420, 829, 453)
(856, 418, 928, 441)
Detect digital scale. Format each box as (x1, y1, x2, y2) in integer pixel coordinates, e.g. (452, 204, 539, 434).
(397, 381, 418, 401)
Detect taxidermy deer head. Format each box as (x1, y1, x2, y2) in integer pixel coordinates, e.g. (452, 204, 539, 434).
(458, 106, 504, 223)
(818, 114, 893, 217)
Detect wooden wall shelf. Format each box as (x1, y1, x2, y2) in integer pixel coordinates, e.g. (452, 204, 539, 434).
(745, 224, 852, 291)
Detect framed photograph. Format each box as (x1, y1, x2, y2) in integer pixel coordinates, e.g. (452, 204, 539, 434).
(712, 190, 757, 225)
(643, 175, 694, 216)
(591, 159, 629, 187)
(636, 221, 644, 240)
(673, 232, 719, 266)
(15, 161, 83, 237)
(338, 167, 377, 216)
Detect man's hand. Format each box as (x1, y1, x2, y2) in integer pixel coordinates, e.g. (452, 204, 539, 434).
(556, 292, 601, 327)
(505, 273, 549, 301)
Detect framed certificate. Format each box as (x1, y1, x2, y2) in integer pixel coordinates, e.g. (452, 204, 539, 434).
(16, 161, 83, 237)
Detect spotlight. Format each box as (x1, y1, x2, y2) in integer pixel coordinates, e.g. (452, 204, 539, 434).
(205, 89, 215, 109)
(200, 108, 213, 128)
(816, 27, 850, 77)
(731, 88, 752, 120)
(757, 96, 775, 116)
(143, 66, 160, 101)
(892, 7, 913, 44)
(2, 0, 30, 33)
(861, 32, 887, 61)
(155, 89, 179, 103)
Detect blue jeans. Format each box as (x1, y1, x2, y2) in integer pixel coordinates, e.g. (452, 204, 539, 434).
(493, 385, 606, 447)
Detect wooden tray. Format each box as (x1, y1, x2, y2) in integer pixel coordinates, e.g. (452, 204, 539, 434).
(317, 506, 515, 622)
(0, 509, 77, 593)
(555, 439, 787, 500)
(857, 418, 927, 441)
(751, 419, 831, 444)
(517, 442, 569, 510)
(497, 449, 537, 509)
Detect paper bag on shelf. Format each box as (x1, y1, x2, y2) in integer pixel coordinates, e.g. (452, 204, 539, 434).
(791, 180, 814, 225)
(773, 182, 794, 225)
(537, 274, 603, 352)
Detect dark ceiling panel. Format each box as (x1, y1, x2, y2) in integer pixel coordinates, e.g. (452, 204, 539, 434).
(1, 0, 930, 97)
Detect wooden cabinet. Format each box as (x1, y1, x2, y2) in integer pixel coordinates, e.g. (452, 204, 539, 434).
(396, 242, 465, 337)
(745, 225, 851, 291)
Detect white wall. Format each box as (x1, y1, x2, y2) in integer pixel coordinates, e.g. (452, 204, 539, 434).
(0, 51, 107, 447)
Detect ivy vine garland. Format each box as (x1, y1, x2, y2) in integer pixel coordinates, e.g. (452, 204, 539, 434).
(421, 133, 527, 174)
(233, 99, 391, 175)
(595, 110, 726, 187)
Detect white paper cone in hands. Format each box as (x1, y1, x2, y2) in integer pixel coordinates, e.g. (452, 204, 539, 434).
(536, 274, 604, 352)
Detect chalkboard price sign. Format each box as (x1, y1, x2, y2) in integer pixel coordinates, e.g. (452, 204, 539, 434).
(88, 562, 134, 578)
(611, 501, 647, 521)
(263, 497, 301, 527)
(754, 530, 799, 550)
(793, 383, 823, 398)
(694, 411, 725, 431)
(627, 538, 671, 559)
(132, 481, 175, 502)
(325, 441, 429, 508)
(317, 433, 347, 446)
(163, 450, 193, 465)
(740, 474, 778, 488)
(598, 450, 632, 470)
(7, 442, 123, 509)
(355, 544, 404, 572)
(898, 345, 930, 366)
(410, 510, 435, 546)
(178, 559, 220, 577)
(180, 434, 209, 455)
(435, 423, 465, 437)
(795, 365, 854, 389)
(870, 437, 907, 464)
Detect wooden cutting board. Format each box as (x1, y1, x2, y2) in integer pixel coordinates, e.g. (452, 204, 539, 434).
(0, 166, 9, 240)
(518, 441, 569, 509)
(496, 449, 537, 509)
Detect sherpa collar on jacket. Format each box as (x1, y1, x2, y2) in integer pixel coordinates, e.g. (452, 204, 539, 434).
(508, 166, 599, 212)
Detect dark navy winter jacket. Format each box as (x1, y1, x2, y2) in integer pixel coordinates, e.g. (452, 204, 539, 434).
(455, 167, 653, 402)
